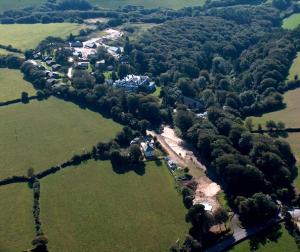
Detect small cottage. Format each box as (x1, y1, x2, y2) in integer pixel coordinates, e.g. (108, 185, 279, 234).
(140, 142, 155, 158)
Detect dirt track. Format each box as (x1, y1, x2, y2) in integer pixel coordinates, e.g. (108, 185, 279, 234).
(148, 127, 221, 211)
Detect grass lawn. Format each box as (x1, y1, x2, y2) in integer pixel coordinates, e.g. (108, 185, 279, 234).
(288, 52, 300, 81)
(0, 97, 122, 179)
(152, 86, 162, 97)
(250, 88, 300, 129)
(0, 68, 36, 102)
(0, 0, 42, 12)
(282, 13, 300, 30)
(229, 224, 298, 252)
(40, 160, 189, 252)
(91, 0, 205, 9)
(0, 23, 87, 50)
(0, 183, 35, 252)
(284, 133, 300, 190)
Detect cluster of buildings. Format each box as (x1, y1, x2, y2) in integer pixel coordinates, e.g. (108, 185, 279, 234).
(112, 74, 156, 92)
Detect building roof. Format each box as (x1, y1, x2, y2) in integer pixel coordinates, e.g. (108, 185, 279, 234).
(141, 142, 155, 153)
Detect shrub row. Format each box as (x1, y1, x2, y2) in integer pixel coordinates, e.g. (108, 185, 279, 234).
(0, 175, 30, 186)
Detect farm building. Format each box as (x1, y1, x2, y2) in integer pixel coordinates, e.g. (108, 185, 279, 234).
(52, 64, 61, 71)
(46, 60, 56, 66)
(70, 41, 83, 48)
(178, 96, 204, 111)
(75, 62, 89, 70)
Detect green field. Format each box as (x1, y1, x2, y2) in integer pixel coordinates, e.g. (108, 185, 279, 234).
(0, 68, 36, 102)
(250, 88, 300, 129)
(0, 97, 121, 179)
(40, 160, 188, 252)
(91, 0, 205, 9)
(283, 13, 300, 30)
(0, 23, 86, 50)
(229, 224, 298, 252)
(284, 133, 300, 190)
(288, 52, 300, 81)
(0, 183, 35, 252)
(0, 0, 42, 12)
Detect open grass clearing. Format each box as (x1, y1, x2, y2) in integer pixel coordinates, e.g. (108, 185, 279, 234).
(40, 160, 188, 252)
(0, 68, 36, 102)
(0, 97, 121, 179)
(283, 13, 300, 30)
(0, 183, 34, 252)
(0, 0, 42, 12)
(229, 224, 298, 252)
(91, 0, 205, 9)
(0, 23, 87, 50)
(250, 88, 300, 129)
(288, 52, 300, 81)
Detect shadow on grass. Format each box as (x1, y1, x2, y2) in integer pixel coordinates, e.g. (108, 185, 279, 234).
(155, 159, 163, 166)
(248, 224, 282, 251)
(111, 161, 146, 176)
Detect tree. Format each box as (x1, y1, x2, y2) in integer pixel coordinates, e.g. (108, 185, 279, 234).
(174, 110, 194, 134)
(129, 144, 142, 163)
(238, 193, 278, 224)
(265, 120, 277, 131)
(245, 118, 253, 132)
(186, 204, 213, 233)
(21, 91, 29, 103)
(214, 208, 229, 231)
(27, 167, 35, 178)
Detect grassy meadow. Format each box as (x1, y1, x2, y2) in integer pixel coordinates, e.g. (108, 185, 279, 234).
(91, 0, 205, 9)
(40, 160, 188, 252)
(0, 97, 121, 179)
(282, 13, 300, 30)
(229, 224, 298, 252)
(0, 68, 36, 102)
(288, 52, 300, 81)
(0, 23, 86, 50)
(0, 0, 42, 12)
(250, 88, 300, 129)
(0, 183, 35, 252)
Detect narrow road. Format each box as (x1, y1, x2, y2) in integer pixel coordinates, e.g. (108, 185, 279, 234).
(205, 214, 284, 252)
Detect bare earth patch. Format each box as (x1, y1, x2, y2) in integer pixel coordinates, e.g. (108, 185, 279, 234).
(148, 126, 221, 211)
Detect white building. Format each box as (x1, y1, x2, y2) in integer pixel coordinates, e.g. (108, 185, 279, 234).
(140, 142, 155, 158)
(113, 75, 155, 92)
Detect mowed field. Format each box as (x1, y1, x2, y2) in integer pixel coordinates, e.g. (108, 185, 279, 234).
(283, 13, 300, 30)
(0, 23, 86, 50)
(40, 160, 188, 252)
(0, 183, 35, 252)
(288, 52, 300, 81)
(0, 0, 42, 12)
(0, 68, 36, 101)
(0, 97, 122, 179)
(229, 224, 299, 252)
(91, 0, 205, 9)
(285, 133, 300, 189)
(250, 88, 300, 129)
